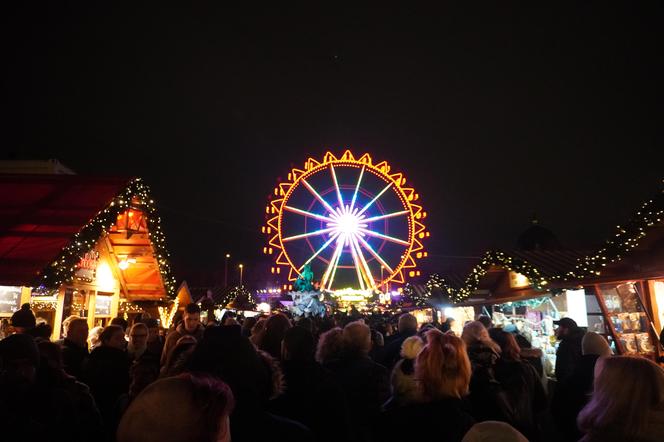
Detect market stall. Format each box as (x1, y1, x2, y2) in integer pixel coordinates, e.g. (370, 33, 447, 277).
(0, 175, 176, 339)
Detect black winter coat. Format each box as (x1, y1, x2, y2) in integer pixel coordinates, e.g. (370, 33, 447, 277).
(326, 353, 390, 442)
(269, 360, 351, 442)
(555, 327, 585, 383)
(60, 338, 89, 381)
(551, 354, 600, 441)
(375, 397, 475, 442)
(83, 346, 130, 433)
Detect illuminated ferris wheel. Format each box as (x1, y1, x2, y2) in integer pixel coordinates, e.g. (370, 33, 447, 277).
(263, 150, 428, 292)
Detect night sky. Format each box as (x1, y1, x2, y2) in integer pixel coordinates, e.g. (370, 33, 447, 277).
(3, 4, 663, 287)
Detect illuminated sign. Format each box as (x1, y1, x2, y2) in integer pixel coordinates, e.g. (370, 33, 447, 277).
(75, 251, 99, 282)
(0, 286, 21, 315)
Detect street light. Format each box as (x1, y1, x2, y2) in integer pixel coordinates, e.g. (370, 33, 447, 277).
(239, 264, 244, 287)
(224, 254, 231, 288)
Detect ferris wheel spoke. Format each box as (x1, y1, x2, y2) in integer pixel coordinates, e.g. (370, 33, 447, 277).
(349, 166, 365, 213)
(284, 205, 335, 223)
(326, 241, 344, 291)
(355, 235, 394, 274)
(298, 232, 340, 271)
(351, 234, 376, 289)
(348, 236, 367, 290)
(357, 182, 393, 216)
(321, 234, 345, 289)
(301, 178, 337, 215)
(282, 227, 336, 242)
(362, 210, 410, 224)
(358, 228, 410, 246)
(330, 165, 345, 209)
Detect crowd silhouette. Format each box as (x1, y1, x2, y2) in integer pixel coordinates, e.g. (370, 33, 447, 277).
(1, 302, 664, 442)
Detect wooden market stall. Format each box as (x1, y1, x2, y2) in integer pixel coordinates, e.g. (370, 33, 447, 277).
(0, 175, 176, 339)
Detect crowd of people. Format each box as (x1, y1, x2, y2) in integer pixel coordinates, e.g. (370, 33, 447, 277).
(1, 301, 664, 442)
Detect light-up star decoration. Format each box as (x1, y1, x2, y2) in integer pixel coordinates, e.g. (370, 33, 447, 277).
(263, 150, 429, 292)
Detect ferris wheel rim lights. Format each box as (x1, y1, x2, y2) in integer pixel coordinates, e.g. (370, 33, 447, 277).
(264, 150, 428, 291)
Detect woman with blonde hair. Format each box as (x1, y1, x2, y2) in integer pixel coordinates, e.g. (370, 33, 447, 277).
(577, 356, 664, 441)
(375, 328, 475, 441)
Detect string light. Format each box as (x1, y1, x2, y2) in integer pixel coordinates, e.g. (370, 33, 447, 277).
(417, 183, 663, 304)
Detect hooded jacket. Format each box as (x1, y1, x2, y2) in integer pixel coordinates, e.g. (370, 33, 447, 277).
(160, 322, 205, 366)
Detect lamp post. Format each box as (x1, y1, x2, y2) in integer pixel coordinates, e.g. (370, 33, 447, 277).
(239, 264, 244, 287)
(224, 254, 230, 288)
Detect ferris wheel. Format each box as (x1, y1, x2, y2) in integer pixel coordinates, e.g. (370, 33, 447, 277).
(263, 150, 428, 292)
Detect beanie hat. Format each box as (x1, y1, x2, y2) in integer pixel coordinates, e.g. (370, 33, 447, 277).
(11, 303, 36, 329)
(462, 421, 528, 442)
(0, 333, 40, 367)
(582, 331, 612, 357)
(400, 335, 424, 359)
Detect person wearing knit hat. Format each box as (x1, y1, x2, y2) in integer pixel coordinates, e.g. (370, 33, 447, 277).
(385, 335, 424, 408)
(582, 331, 612, 357)
(552, 331, 613, 441)
(462, 421, 528, 442)
(10, 303, 36, 334)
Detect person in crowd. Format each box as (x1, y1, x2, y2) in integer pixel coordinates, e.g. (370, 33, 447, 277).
(36, 340, 104, 441)
(161, 303, 205, 366)
(490, 329, 546, 440)
(259, 312, 292, 360)
(0, 333, 79, 441)
(110, 316, 129, 333)
(315, 326, 344, 365)
(386, 335, 424, 408)
(382, 313, 418, 368)
(295, 316, 314, 333)
(376, 329, 475, 442)
(0, 318, 10, 339)
(499, 324, 546, 379)
(117, 373, 234, 442)
(142, 318, 164, 359)
(269, 326, 351, 442)
(369, 328, 385, 363)
(59, 315, 89, 381)
(325, 320, 389, 441)
(577, 356, 664, 442)
(127, 322, 149, 362)
(241, 315, 258, 338)
(552, 331, 612, 441)
(250, 317, 267, 347)
(462, 321, 505, 422)
(441, 316, 457, 334)
(554, 317, 585, 383)
(477, 315, 493, 329)
(187, 324, 313, 441)
(462, 320, 501, 371)
(30, 319, 52, 341)
(462, 421, 528, 442)
(83, 324, 131, 437)
(160, 335, 197, 378)
(10, 303, 36, 334)
(116, 355, 161, 419)
(88, 325, 104, 350)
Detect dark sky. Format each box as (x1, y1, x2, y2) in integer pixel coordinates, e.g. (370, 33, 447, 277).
(3, 4, 663, 286)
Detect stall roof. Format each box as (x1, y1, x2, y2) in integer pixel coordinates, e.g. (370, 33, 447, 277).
(0, 175, 133, 285)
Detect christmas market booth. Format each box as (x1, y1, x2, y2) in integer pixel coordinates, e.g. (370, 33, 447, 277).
(554, 185, 664, 361)
(433, 183, 664, 367)
(431, 249, 611, 377)
(0, 175, 176, 339)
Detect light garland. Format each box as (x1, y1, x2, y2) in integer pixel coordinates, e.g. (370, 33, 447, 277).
(36, 178, 177, 298)
(119, 301, 144, 314)
(158, 298, 179, 328)
(420, 182, 664, 304)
